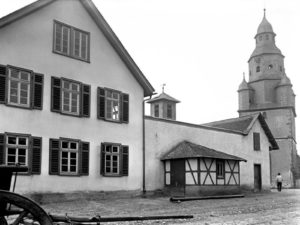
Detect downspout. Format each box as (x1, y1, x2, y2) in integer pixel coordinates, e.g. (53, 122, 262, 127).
(142, 94, 154, 195)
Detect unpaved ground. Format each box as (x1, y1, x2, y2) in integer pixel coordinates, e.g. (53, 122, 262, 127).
(42, 189, 300, 225)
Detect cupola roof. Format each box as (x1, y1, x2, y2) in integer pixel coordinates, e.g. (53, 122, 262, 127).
(238, 75, 251, 91)
(147, 92, 180, 103)
(256, 9, 274, 35)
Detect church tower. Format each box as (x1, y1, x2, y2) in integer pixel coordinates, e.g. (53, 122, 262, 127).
(238, 10, 299, 187)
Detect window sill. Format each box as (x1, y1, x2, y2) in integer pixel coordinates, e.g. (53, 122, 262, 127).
(53, 51, 90, 64)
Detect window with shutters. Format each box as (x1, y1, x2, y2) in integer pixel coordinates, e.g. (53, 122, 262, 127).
(0, 65, 44, 110)
(253, 132, 261, 151)
(53, 21, 90, 62)
(97, 87, 129, 123)
(49, 138, 89, 176)
(101, 143, 128, 177)
(0, 133, 42, 175)
(51, 77, 90, 117)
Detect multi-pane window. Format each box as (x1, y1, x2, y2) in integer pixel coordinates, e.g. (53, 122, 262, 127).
(49, 138, 89, 176)
(61, 80, 80, 115)
(154, 104, 159, 117)
(54, 22, 70, 55)
(0, 133, 42, 175)
(216, 160, 225, 178)
(51, 77, 90, 117)
(0, 65, 44, 110)
(101, 143, 129, 177)
(73, 29, 89, 60)
(8, 68, 31, 107)
(106, 90, 120, 121)
(97, 87, 129, 123)
(6, 135, 28, 166)
(60, 140, 78, 174)
(104, 144, 120, 175)
(54, 21, 90, 62)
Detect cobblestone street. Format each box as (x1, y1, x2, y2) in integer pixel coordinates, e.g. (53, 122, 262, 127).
(41, 189, 300, 225)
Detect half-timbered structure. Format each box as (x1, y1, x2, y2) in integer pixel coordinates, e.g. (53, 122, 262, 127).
(145, 98, 278, 195)
(162, 141, 246, 195)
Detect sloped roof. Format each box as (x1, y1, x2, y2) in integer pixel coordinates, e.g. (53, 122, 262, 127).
(147, 92, 180, 103)
(0, 0, 155, 97)
(203, 114, 279, 150)
(161, 141, 246, 161)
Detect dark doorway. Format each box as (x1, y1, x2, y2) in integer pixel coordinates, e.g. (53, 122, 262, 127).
(170, 159, 185, 187)
(254, 164, 262, 191)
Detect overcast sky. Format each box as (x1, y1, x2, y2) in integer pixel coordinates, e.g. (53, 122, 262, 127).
(1, 0, 299, 151)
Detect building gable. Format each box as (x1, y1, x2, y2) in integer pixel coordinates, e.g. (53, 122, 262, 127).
(0, 0, 154, 97)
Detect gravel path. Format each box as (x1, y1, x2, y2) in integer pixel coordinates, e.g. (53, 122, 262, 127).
(41, 189, 300, 224)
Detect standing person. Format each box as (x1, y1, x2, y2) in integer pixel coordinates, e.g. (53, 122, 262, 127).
(276, 173, 283, 192)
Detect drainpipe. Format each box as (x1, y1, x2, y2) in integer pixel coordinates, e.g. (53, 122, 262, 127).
(142, 93, 155, 195)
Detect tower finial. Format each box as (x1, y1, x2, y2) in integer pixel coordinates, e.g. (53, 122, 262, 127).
(264, 8, 266, 18)
(162, 83, 166, 93)
(243, 72, 245, 80)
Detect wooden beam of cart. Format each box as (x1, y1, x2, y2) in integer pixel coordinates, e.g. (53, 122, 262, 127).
(49, 214, 193, 223)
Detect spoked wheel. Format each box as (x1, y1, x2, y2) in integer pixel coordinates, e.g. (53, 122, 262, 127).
(0, 190, 52, 225)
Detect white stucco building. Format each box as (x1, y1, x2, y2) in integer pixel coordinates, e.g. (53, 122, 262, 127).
(0, 0, 154, 193)
(145, 94, 278, 195)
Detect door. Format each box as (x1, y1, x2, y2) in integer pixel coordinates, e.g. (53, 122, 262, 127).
(254, 164, 262, 191)
(170, 159, 185, 187)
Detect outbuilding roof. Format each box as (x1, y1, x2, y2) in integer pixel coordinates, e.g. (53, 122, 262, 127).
(161, 141, 246, 161)
(203, 113, 279, 150)
(147, 92, 180, 103)
(0, 0, 155, 97)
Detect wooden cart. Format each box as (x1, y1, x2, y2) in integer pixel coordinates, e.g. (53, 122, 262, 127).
(0, 165, 53, 225)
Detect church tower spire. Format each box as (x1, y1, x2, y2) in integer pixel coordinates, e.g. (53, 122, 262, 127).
(238, 10, 298, 188)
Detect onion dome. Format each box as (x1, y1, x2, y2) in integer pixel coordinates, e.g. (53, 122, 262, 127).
(256, 9, 274, 35)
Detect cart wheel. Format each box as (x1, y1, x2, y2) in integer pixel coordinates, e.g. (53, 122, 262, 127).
(0, 190, 52, 225)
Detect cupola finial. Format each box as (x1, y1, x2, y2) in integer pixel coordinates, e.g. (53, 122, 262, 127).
(264, 8, 266, 18)
(162, 83, 166, 93)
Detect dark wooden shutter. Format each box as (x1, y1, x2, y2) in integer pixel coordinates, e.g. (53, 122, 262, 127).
(49, 139, 60, 175)
(0, 134, 5, 165)
(31, 137, 42, 174)
(81, 84, 90, 117)
(100, 143, 105, 175)
(51, 77, 61, 112)
(80, 141, 89, 175)
(32, 73, 44, 110)
(0, 65, 7, 104)
(253, 133, 260, 151)
(122, 93, 129, 123)
(97, 87, 105, 119)
(121, 145, 129, 176)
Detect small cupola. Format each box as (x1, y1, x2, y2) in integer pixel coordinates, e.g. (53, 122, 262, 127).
(147, 85, 180, 120)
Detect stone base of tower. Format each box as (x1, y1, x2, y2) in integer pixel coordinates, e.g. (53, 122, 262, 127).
(270, 139, 298, 188)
